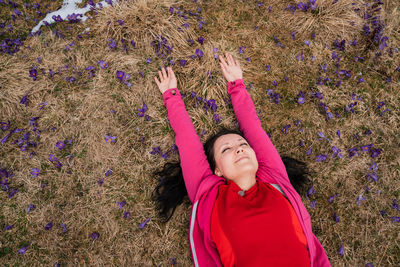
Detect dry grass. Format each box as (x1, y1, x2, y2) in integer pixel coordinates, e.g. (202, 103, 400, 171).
(1, 0, 399, 266)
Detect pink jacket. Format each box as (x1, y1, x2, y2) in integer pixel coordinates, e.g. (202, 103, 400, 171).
(162, 79, 331, 266)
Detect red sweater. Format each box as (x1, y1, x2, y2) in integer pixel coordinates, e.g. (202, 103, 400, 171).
(211, 179, 311, 266)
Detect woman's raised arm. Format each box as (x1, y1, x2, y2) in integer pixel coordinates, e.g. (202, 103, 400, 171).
(219, 53, 290, 185)
(154, 67, 214, 203)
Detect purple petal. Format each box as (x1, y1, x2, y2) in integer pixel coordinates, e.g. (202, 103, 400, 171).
(139, 217, 151, 229)
(90, 231, 100, 240)
(26, 204, 35, 213)
(61, 223, 68, 232)
(45, 221, 53, 230)
(18, 244, 30, 255)
(328, 194, 338, 203)
(339, 244, 344, 256)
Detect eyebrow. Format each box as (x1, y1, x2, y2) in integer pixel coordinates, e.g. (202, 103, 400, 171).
(220, 138, 245, 150)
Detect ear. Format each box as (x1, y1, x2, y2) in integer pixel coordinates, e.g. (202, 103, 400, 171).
(215, 168, 222, 177)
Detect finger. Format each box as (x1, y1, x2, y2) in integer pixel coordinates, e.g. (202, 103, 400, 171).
(219, 55, 228, 68)
(226, 52, 232, 65)
(228, 53, 234, 66)
(234, 58, 240, 66)
(154, 76, 160, 86)
(168, 67, 176, 79)
(158, 71, 163, 81)
(161, 67, 167, 80)
(220, 61, 227, 72)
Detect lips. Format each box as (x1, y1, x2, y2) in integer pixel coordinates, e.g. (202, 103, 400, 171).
(235, 156, 249, 163)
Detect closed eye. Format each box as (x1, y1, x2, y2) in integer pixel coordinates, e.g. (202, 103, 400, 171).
(222, 143, 248, 153)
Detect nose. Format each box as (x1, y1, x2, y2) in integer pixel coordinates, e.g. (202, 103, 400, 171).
(236, 146, 244, 154)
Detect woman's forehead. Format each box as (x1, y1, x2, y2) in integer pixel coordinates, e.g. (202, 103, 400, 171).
(215, 134, 244, 146)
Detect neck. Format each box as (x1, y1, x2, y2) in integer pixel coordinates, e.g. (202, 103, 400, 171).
(232, 175, 257, 191)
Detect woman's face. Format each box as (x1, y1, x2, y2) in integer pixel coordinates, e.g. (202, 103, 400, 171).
(213, 134, 258, 181)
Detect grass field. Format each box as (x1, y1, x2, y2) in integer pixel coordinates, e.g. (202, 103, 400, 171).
(1, 0, 399, 266)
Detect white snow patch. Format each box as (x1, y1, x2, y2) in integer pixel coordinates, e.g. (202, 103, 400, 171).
(31, 0, 117, 34)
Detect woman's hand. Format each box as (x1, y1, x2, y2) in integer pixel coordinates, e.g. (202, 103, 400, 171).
(154, 66, 177, 94)
(219, 53, 243, 82)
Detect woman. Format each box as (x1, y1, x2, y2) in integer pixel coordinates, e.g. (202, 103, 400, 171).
(152, 53, 331, 266)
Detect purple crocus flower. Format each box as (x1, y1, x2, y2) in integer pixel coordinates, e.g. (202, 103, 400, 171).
(162, 152, 170, 160)
(307, 185, 315, 197)
(328, 194, 338, 203)
(5, 224, 14, 230)
(179, 59, 187, 67)
(366, 172, 378, 182)
(309, 200, 316, 208)
(187, 39, 194, 45)
(392, 199, 400, 211)
(26, 204, 35, 213)
(139, 217, 151, 229)
(116, 70, 126, 81)
(281, 124, 291, 134)
(97, 60, 108, 69)
(150, 146, 161, 155)
(18, 244, 30, 255)
(8, 188, 18, 198)
(195, 48, 204, 59)
(332, 146, 343, 158)
(305, 40, 311, 46)
(49, 154, 58, 162)
(30, 168, 40, 177)
(105, 134, 117, 143)
(108, 38, 117, 49)
(98, 178, 104, 186)
(38, 102, 48, 109)
(356, 195, 367, 205)
(45, 221, 53, 230)
(307, 145, 312, 155)
(316, 154, 328, 162)
(123, 211, 130, 219)
(347, 147, 359, 158)
(392, 217, 400, 223)
(105, 169, 112, 176)
(56, 141, 65, 149)
(20, 93, 29, 107)
(90, 232, 100, 240)
(333, 212, 340, 223)
(339, 243, 344, 256)
(14, 8, 22, 16)
(0, 121, 10, 131)
(52, 15, 63, 22)
(297, 91, 306, 104)
(116, 201, 126, 209)
(369, 161, 377, 171)
(239, 46, 246, 54)
(61, 223, 68, 232)
(214, 114, 221, 124)
(198, 37, 204, 45)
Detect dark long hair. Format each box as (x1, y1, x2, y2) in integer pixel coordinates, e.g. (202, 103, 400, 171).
(151, 126, 313, 223)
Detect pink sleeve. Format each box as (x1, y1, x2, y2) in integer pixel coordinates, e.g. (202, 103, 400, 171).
(162, 87, 214, 203)
(227, 79, 290, 184)
(311, 234, 331, 266)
